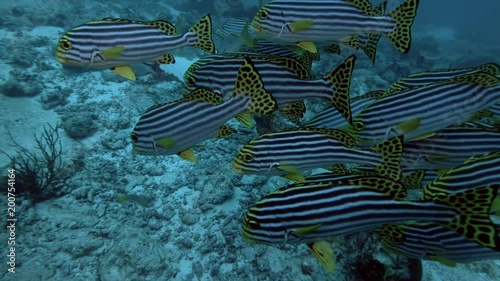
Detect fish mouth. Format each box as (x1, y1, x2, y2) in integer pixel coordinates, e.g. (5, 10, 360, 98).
(231, 161, 246, 174)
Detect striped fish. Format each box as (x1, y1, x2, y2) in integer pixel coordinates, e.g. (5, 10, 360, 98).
(56, 14, 215, 80)
(424, 150, 500, 195)
(378, 223, 500, 265)
(305, 90, 384, 129)
(232, 128, 404, 182)
(343, 72, 500, 148)
(241, 176, 500, 251)
(184, 53, 356, 125)
(131, 57, 277, 160)
(251, 0, 419, 54)
(402, 122, 500, 170)
(387, 62, 500, 94)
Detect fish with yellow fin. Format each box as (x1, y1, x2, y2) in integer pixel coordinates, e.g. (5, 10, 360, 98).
(131, 57, 277, 160)
(251, 0, 419, 55)
(56, 14, 215, 80)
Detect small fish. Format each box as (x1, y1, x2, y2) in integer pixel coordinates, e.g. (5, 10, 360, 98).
(251, 0, 419, 54)
(378, 222, 500, 265)
(242, 176, 500, 252)
(232, 128, 404, 182)
(184, 53, 356, 125)
(342, 72, 500, 148)
(56, 14, 215, 80)
(213, 18, 254, 53)
(131, 57, 277, 160)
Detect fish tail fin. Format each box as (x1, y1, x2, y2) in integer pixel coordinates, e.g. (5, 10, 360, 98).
(189, 14, 216, 53)
(233, 57, 278, 115)
(428, 184, 500, 251)
(385, 0, 419, 54)
(360, 33, 381, 63)
(369, 135, 404, 181)
(323, 55, 356, 125)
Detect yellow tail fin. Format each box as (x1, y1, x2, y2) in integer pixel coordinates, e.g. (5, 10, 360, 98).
(189, 14, 216, 53)
(385, 0, 419, 54)
(323, 55, 356, 126)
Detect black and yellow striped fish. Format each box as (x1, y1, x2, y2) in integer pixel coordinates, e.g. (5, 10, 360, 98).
(232, 128, 403, 182)
(378, 223, 500, 266)
(343, 72, 500, 148)
(184, 53, 356, 125)
(251, 0, 419, 54)
(56, 14, 215, 80)
(242, 176, 500, 251)
(131, 57, 277, 160)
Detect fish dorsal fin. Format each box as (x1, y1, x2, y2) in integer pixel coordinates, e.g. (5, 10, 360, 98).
(147, 20, 176, 35)
(478, 63, 500, 76)
(368, 1, 387, 16)
(183, 88, 224, 104)
(360, 33, 381, 63)
(267, 56, 312, 80)
(369, 136, 404, 181)
(299, 127, 357, 148)
(346, 0, 373, 14)
(307, 241, 335, 272)
(352, 90, 385, 101)
(446, 72, 499, 87)
(349, 176, 407, 200)
(324, 55, 356, 126)
(279, 101, 306, 125)
(154, 54, 175, 64)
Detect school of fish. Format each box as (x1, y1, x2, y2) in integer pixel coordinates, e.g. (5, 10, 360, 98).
(56, 0, 500, 274)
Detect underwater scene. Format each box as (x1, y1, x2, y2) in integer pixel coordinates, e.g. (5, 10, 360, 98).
(0, 0, 499, 280)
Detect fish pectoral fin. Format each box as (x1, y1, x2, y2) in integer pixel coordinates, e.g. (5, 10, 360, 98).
(100, 46, 125, 61)
(394, 117, 421, 135)
(112, 65, 136, 80)
(154, 53, 176, 64)
(156, 137, 176, 149)
(235, 110, 253, 128)
(177, 148, 197, 162)
(282, 173, 305, 183)
(288, 20, 314, 33)
(307, 241, 335, 272)
(296, 41, 317, 53)
(216, 125, 236, 138)
(292, 224, 322, 237)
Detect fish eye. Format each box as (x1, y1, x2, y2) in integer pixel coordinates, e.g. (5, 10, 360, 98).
(59, 39, 72, 50)
(246, 219, 260, 228)
(187, 77, 196, 87)
(353, 120, 365, 131)
(259, 10, 268, 19)
(241, 153, 254, 163)
(131, 133, 138, 142)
